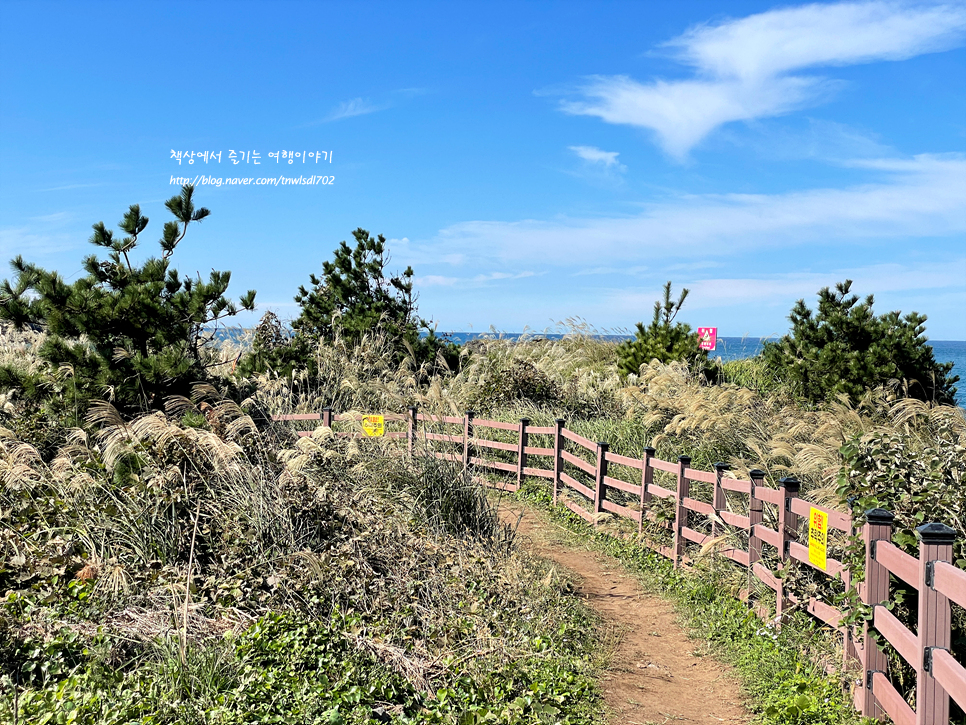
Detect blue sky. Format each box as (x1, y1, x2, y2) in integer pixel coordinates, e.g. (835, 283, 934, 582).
(1, 0, 964, 339)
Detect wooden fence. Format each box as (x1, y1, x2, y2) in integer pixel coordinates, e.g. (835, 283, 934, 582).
(272, 407, 966, 724)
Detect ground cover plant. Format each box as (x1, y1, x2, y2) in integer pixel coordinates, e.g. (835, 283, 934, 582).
(0, 398, 600, 724)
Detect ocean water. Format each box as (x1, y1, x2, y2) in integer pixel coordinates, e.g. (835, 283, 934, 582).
(439, 333, 966, 408)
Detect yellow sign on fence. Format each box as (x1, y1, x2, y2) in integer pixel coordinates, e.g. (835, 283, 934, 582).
(361, 415, 385, 437)
(809, 507, 828, 571)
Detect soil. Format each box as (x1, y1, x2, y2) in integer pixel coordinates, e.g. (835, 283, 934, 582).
(499, 502, 750, 725)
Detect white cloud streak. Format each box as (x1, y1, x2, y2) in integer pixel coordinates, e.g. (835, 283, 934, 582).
(325, 97, 389, 122)
(609, 260, 966, 313)
(569, 145, 623, 167)
(423, 153, 965, 267)
(560, 2, 966, 157)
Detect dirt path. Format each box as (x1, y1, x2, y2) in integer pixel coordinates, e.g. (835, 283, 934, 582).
(500, 502, 750, 725)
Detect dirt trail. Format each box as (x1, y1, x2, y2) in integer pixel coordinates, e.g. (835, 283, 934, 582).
(500, 503, 749, 725)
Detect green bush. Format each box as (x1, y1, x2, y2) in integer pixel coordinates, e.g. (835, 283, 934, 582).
(289, 228, 459, 370)
(617, 282, 708, 377)
(762, 280, 958, 405)
(0, 185, 255, 413)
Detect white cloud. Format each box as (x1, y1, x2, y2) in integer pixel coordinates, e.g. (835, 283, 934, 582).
(572, 265, 648, 276)
(417, 275, 460, 287)
(569, 145, 624, 167)
(560, 2, 966, 157)
(638, 261, 965, 311)
(415, 271, 538, 288)
(324, 97, 389, 122)
(0, 227, 76, 257)
(423, 153, 965, 267)
(473, 271, 536, 282)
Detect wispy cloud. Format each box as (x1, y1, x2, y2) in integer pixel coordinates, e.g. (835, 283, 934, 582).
(324, 97, 389, 122)
(423, 153, 966, 266)
(36, 183, 104, 192)
(572, 265, 648, 276)
(569, 145, 625, 168)
(0, 227, 76, 257)
(604, 260, 966, 312)
(559, 2, 966, 158)
(416, 271, 538, 288)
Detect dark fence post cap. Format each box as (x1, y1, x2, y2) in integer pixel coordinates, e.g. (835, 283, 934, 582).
(408, 405, 418, 411)
(643, 446, 656, 455)
(749, 469, 766, 480)
(713, 462, 731, 471)
(598, 441, 609, 450)
(916, 522, 957, 545)
(323, 406, 332, 411)
(778, 476, 800, 493)
(864, 508, 895, 525)
(678, 455, 692, 464)
(520, 417, 530, 424)
(555, 418, 566, 424)
(465, 410, 475, 417)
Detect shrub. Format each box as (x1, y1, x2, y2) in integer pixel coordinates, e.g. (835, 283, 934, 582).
(617, 282, 708, 377)
(762, 280, 958, 405)
(476, 359, 562, 411)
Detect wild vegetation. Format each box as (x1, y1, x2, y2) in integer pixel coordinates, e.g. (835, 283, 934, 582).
(1, 186, 963, 723)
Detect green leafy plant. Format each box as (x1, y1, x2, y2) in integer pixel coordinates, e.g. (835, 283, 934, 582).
(0, 185, 255, 413)
(762, 280, 958, 405)
(616, 281, 708, 377)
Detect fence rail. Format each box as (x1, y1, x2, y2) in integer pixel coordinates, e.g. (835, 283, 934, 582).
(271, 407, 966, 723)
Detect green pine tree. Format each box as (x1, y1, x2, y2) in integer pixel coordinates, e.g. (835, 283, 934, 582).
(0, 185, 256, 414)
(288, 228, 457, 367)
(762, 280, 958, 405)
(617, 281, 708, 376)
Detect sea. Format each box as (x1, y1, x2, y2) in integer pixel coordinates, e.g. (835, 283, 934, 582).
(437, 333, 966, 408)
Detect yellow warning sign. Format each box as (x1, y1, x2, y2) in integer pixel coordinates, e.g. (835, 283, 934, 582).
(361, 415, 384, 437)
(808, 507, 828, 571)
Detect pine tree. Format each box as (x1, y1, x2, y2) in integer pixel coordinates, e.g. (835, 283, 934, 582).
(762, 280, 958, 405)
(617, 281, 708, 376)
(288, 228, 457, 367)
(292, 228, 416, 344)
(0, 185, 256, 413)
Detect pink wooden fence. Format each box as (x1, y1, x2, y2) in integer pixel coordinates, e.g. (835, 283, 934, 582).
(271, 407, 966, 723)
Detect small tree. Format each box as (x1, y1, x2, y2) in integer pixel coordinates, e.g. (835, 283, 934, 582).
(617, 281, 708, 376)
(293, 228, 416, 343)
(762, 280, 958, 405)
(287, 228, 457, 368)
(0, 185, 256, 413)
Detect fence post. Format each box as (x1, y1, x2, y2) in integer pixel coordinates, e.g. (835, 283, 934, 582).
(639, 447, 655, 536)
(673, 455, 691, 568)
(594, 442, 609, 526)
(712, 462, 729, 538)
(463, 410, 475, 470)
(916, 522, 955, 725)
(517, 418, 530, 490)
(553, 419, 565, 506)
(747, 469, 766, 605)
(407, 406, 418, 457)
(774, 477, 800, 621)
(322, 406, 333, 429)
(859, 508, 894, 720)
